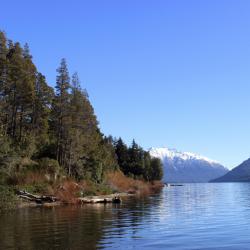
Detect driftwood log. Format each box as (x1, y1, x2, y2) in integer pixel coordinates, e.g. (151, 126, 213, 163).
(164, 183, 184, 187)
(16, 190, 58, 204)
(16, 190, 125, 206)
(77, 195, 122, 204)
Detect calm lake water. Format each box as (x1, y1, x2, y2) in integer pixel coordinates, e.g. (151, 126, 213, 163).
(1, 183, 250, 249)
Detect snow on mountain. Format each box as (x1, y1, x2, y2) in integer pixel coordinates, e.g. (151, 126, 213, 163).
(149, 147, 219, 164)
(149, 147, 228, 183)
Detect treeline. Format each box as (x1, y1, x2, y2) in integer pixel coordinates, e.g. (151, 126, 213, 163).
(115, 138, 162, 181)
(0, 31, 162, 184)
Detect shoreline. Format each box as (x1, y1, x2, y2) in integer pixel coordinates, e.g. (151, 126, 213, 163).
(16, 192, 135, 209)
(2, 181, 164, 211)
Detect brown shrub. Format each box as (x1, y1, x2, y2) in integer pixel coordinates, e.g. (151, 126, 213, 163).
(7, 171, 45, 186)
(105, 171, 163, 196)
(54, 180, 81, 204)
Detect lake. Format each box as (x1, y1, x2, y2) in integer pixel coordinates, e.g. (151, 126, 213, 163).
(1, 183, 250, 249)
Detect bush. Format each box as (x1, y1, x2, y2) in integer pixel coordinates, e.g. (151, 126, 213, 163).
(80, 180, 114, 196)
(17, 183, 48, 194)
(0, 171, 8, 185)
(4, 157, 62, 187)
(37, 158, 61, 174)
(0, 185, 17, 212)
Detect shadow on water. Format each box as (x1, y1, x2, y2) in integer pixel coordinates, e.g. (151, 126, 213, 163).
(0, 192, 163, 250)
(0, 205, 114, 249)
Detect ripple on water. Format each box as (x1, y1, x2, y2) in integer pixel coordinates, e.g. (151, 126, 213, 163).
(2, 183, 250, 249)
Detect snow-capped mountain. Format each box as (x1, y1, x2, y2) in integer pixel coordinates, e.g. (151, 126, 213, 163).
(149, 147, 228, 183)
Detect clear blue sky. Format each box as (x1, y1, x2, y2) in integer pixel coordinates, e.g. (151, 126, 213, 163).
(1, 0, 250, 169)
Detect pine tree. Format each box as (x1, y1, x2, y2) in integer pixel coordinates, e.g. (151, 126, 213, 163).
(143, 151, 152, 181)
(69, 74, 102, 181)
(51, 58, 71, 167)
(18, 42, 36, 144)
(6, 42, 35, 142)
(0, 31, 8, 137)
(128, 139, 144, 178)
(68, 72, 86, 176)
(149, 157, 163, 181)
(32, 73, 54, 148)
(115, 138, 129, 174)
(0, 32, 162, 185)
(114, 138, 163, 181)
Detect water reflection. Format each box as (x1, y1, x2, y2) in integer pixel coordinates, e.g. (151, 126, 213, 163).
(2, 184, 250, 249)
(0, 195, 162, 250)
(0, 205, 114, 249)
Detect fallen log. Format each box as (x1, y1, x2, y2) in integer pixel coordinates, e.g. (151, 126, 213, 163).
(16, 190, 126, 206)
(16, 190, 58, 204)
(77, 195, 122, 204)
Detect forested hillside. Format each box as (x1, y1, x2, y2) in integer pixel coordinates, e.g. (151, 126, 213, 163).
(0, 31, 162, 195)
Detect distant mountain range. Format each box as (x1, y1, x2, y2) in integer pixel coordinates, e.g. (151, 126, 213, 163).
(211, 158, 250, 182)
(149, 147, 228, 183)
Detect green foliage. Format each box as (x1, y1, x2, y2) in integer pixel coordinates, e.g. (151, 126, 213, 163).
(37, 158, 61, 174)
(17, 183, 48, 194)
(0, 32, 120, 185)
(0, 185, 17, 211)
(0, 134, 26, 184)
(148, 157, 163, 181)
(81, 181, 114, 196)
(115, 138, 129, 174)
(115, 138, 163, 181)
(3, 158, 37, 185)
(50, 58, 71, 168)
(0, 31, 163, 194)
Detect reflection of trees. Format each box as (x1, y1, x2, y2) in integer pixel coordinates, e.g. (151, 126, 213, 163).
(0, 205, 113, 249)
(0, 191, 164, 249)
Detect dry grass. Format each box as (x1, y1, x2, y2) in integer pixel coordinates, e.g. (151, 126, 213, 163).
(24, 172, 46, 184)
(10, 165, 163, 203)
(8, 171, 46, 186)
(105, 171, 163, 196)
(54, 179, 81, 204)
(53, 179, 113, 203)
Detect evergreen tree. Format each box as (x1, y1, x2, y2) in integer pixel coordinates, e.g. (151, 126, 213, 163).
(128, 139, 144, 178)
(32, 73, 54, 148)
(149, 157, 163, 181)
(115, 138, 129, 174)
(17, 42, 36, 145)
(4, 41, 36, 152)
(0, 31, 8, 137)
(143, 151, 152, 181)
(51, 58, 71, 168)
(0, 32, 163, 186)
(67, 72, 89, 176)
(114, 138, 163, 181)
